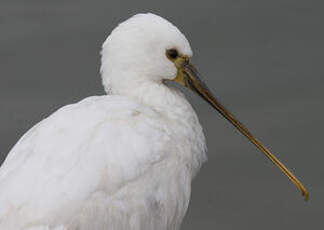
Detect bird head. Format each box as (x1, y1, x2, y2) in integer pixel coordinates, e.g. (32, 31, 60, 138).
(100, 13, 192, 94)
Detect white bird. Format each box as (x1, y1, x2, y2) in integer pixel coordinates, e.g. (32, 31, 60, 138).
(0, 13, 308, 230)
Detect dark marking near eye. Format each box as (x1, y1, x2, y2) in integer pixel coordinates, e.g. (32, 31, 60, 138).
(166, 49, 179, 59)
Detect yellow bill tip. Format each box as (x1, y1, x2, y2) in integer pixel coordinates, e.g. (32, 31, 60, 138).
(303, 190, 309, 201)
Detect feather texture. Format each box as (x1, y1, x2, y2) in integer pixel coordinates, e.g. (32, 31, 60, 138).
(0, 95, 206, 230)
(0, 13, 207, 230)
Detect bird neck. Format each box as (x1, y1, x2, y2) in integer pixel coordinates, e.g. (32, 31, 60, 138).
(102, 70, 187, 112)
(113, 80, 191, 115)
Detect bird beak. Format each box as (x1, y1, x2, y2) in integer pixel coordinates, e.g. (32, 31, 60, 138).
(173, 56, 309, 201)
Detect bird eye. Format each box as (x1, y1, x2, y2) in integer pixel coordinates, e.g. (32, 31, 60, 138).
(166, 48, 179, 60)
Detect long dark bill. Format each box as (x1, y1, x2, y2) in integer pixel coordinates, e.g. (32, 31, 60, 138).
(181, 61, 309, 201)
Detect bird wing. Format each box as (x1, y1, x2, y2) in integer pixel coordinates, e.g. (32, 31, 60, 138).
(0, 95, 170, 229)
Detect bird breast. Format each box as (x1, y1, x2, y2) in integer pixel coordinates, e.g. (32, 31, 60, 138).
(0, 93, 206, 230)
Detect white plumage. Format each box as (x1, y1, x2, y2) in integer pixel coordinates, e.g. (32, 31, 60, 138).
(0, 14, 207, 230)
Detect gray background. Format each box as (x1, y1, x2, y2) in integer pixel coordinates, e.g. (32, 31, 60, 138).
(0, 0, 323, 229)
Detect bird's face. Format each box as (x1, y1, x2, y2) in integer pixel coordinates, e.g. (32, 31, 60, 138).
(100, 13, 192, 94)
(101, 13, 308, 200)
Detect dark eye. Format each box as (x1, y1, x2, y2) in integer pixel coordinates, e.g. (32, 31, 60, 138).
(166, 48, 179, 60)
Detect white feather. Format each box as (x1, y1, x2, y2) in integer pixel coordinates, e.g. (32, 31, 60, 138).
(0, 13, 207, 230)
